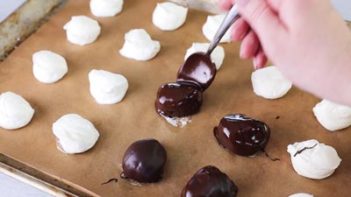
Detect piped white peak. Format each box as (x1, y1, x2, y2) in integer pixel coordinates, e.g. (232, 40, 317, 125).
(152, 2, 188, 31)
(90, 0, 123, 17)
(63, 16, 101, 46)
(287, 139, 341, 180)
(202, 14, 232, 43)
(289, 193, 314, 197)
(52, 114, 100, 154)
(0, 92, 34, 130)
(184, 42, 225, 70)
(251, 66, 292, 99)
(313, 99, 351, 131)
(119, 29, 160, 61)
(88, 69, 128, 105)
(32, 50, 68, 84)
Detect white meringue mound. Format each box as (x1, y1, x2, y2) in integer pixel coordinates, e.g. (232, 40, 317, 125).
(184, 42, 225, 70)
(251, 66, 292, 99)
(287, 139, 341, 180)
(88, 69, 128, 105)
(63, 16, 101, 46)
(119, 29, 161, 61)
(32, 50, 68, 84)
(160, 114, 191, 128)
(202, 14, 232, 43)
(0, 92, 35, 130)
(289, 193, 314, 197)
(152, 2, 188, 31)
(313, 99, 351, 131)
(90, 0, 123, 17)
(52, 114, 100, 154)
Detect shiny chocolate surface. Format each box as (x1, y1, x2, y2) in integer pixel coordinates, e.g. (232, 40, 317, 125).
(181, 166, 238, 197)
(177, 52, 216, 91)
(214, 114, 270, 156)
(122, 139, 167, 183)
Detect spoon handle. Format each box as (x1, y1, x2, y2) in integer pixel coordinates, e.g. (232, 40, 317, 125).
(207, 4, 240, 55)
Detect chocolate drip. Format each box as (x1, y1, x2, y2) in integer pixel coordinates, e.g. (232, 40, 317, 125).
(293, 143, 318, 157)
(262, 149, 280, 161)
(101, 178, 118, 185)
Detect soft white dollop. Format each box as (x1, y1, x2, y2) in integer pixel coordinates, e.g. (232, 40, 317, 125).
(287, 139, 341, 179)
(160, 114, 191, 128)
(88, 69, 128, 104)
(90, 0, 123, 17)
(202, 14, 232, 43)
(119, 29, 160, 61)
(52, 114, 100, 154)
(63, 16, 101, 46)
(313, 99, 351, 131)
(0, 92, 35, 130)
(289, 193, 314, 197)
(152, 2, 188, 31)
(32, 50, 68, 84)
(251, 66, 292, 99)
(184, 42, 225, 70)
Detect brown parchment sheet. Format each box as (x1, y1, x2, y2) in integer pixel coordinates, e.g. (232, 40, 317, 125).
(1, 0, 351, 196)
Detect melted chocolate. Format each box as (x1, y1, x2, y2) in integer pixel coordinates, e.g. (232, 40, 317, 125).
(155, 81, 203, 118)
(121, 139, 167, 183)
(155, 52, 216, 119)
(293, 143, 318, 157)
(214, 114, 270, 156)
(101, 178, 118, 185)
(181, 166, 238, 197)
(177, 52, 216, 91)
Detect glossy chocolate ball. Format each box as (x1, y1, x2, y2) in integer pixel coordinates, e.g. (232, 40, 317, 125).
(181, 166, 238, 197)
(155, 81, 202, 118)
(214, 114, 270, 156)
(122, 139, 167, 183)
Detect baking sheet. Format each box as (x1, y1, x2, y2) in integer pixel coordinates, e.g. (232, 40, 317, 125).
(0, 0, 26, 23)
(1, 0, 351, 196)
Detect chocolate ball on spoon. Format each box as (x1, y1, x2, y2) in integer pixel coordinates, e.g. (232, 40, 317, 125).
(155, 52, 216, 124)
(155, 5, 240, 126)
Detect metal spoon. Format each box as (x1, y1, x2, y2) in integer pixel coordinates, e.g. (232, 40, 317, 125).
(207, 4, 240, 55)
(177, 4, 240, 91)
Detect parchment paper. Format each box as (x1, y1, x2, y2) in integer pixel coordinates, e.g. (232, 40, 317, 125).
(1, 0, 351, 196)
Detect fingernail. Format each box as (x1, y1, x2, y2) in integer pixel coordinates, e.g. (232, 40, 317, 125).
(239, 47, 246, 59)
(253, 58, 260, 70)
(236, 0, 249, 7)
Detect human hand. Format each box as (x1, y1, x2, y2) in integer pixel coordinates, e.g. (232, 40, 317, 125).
(220, 0, 351, 105)
(220, 0, 267, 69)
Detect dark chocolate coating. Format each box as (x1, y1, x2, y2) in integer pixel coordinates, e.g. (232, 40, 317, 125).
(122, 139, 167, 183)
(214, 114, 270, 156)
(177, 52, 216, 91)
(181, 166, 238, 197)
(155, 81, 203, 118)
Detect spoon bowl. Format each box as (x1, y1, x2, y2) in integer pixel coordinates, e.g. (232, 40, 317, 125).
(177, 52, 216, 91)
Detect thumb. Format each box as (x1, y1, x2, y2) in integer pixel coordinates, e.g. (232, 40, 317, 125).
(235, 0, 286, 48)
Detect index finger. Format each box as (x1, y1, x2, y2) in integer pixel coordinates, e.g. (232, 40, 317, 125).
(219, 0, 235, 10)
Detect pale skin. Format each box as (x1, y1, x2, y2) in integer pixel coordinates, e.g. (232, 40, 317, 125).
(220, 0, 351, 106)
